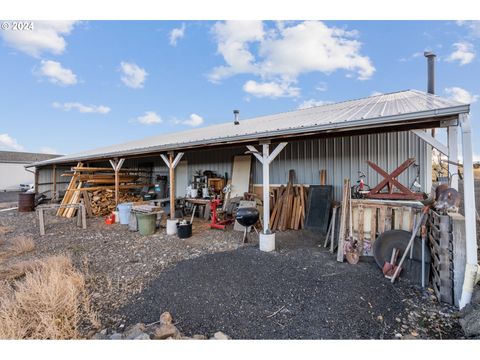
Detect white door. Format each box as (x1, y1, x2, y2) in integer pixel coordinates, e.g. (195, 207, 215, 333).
(175, 160, 188, 198)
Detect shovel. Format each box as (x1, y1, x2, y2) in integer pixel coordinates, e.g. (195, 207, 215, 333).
(383, 247, 400, 278)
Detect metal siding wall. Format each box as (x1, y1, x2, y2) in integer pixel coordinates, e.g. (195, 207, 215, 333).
(37, 131, 427, 201)
(184, 147, 246, 181)
(252, 131, 428, 201)
(37, 166, 71, 195)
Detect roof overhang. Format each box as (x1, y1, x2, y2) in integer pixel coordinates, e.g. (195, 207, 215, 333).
(27, 95, 469, 168)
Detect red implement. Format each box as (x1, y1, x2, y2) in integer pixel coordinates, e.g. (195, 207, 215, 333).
(210, 198, 233, 230)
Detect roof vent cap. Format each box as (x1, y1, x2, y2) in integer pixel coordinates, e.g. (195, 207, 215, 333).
(233, 110, 240, 125)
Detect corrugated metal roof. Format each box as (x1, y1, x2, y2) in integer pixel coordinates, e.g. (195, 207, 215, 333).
(0, 151, 60, 164)
(31, 89, 469, 167)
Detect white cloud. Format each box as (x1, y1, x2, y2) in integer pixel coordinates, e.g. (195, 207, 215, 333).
(52, 102, 111, 114)
(38, 60, 77, 86)
(0, 21, 77, 57)
(209, 20, 264, 83)
(209, 20, 374, 96)
(0, 133, 24, 151)
(135, 111, 162, 125)
(297, 99, 332, 110)
(444, 87, 479, 104)
(445, 42, 475, 65)
(169, 24, 186, 46)
(39, 146, 58, 154)
(456, 21, 480, 38)
(181, 113, 204, 127)
(120, 62, 148, 89)
(371, 91, 383, 96)
(243, 80, 300, 98)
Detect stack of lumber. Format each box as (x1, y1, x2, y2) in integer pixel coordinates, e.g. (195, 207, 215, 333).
(89, 190, 142, 216)
(269, 184, 309, 231)
(57, 164, 147, 218)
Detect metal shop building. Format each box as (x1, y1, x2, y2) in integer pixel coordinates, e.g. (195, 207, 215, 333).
(29, 88, 477, 308)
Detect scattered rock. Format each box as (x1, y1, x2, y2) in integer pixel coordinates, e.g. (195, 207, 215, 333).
(110, 332, 123, 340)
(153, 324, 180, 339)
(212, 331, 230, 340)
(134, 333, 151, 340)
(124, 323, 146, 340)
(459, 304, 480, 338)
(92, 332, 108, 340)
(192, 334, 207, 340)
(159, 311, 173, 325)
(394, 333, 402, 339)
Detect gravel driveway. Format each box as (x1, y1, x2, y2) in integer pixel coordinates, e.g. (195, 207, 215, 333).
(120, 232, 462, 339)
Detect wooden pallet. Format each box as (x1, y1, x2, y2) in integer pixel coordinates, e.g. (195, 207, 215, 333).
(428, 210, 454, 305)
(337, 196, 423, 261)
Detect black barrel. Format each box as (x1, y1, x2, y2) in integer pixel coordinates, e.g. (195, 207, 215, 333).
(18, 193, 35, 212)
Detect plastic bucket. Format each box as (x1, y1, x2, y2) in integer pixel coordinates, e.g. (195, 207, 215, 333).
(136, 213, 156, 236)
(117, 203, 133, 225)
(177, 221, 192, 239)
(166, 219, 179, 235)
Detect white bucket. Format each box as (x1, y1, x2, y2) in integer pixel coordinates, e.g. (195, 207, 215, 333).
(166, 219, 179, 235)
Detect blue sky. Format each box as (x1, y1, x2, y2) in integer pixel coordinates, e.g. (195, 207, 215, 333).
(0, 20, 479, 159)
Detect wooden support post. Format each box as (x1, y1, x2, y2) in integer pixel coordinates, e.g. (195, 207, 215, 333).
(38, 208, 45, 236)
(34, 167, 39, 195)
(160, 152, 184, 220)
(109, 158, 125, 206)
(115, 164, 119, 206)
(52, 164, 57, 203)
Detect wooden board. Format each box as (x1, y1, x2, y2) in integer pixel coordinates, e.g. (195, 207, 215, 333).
(230, 155, 252, 198)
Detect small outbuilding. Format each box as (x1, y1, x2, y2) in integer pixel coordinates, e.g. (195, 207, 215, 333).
(0, 151, 60, 191)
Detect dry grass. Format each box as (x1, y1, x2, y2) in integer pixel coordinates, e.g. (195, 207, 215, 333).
(0, 255, 99, 339)
(8, 236, 35, 255)
(0, 225, 12, 236)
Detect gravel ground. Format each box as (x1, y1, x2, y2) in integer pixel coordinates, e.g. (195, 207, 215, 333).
(120, 231, 463, 340)
(0, 210, 248, 329)
(0, 207, 466, 339)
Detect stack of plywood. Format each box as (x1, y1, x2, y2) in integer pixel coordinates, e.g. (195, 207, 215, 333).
(269, 184, 308, 231)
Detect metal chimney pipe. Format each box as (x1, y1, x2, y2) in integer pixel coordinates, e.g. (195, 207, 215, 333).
(424, 51, 436, 94)
(233, 109, 240, 125)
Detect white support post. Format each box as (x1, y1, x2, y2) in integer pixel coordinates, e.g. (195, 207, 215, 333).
(109, 158, 125, 206)
(458, 114, 479, 309)
(247, 142, 287, 252)
(448, 125, 459, 190)
(262, 143, 270, 234)
(160, 152, 184, 226)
